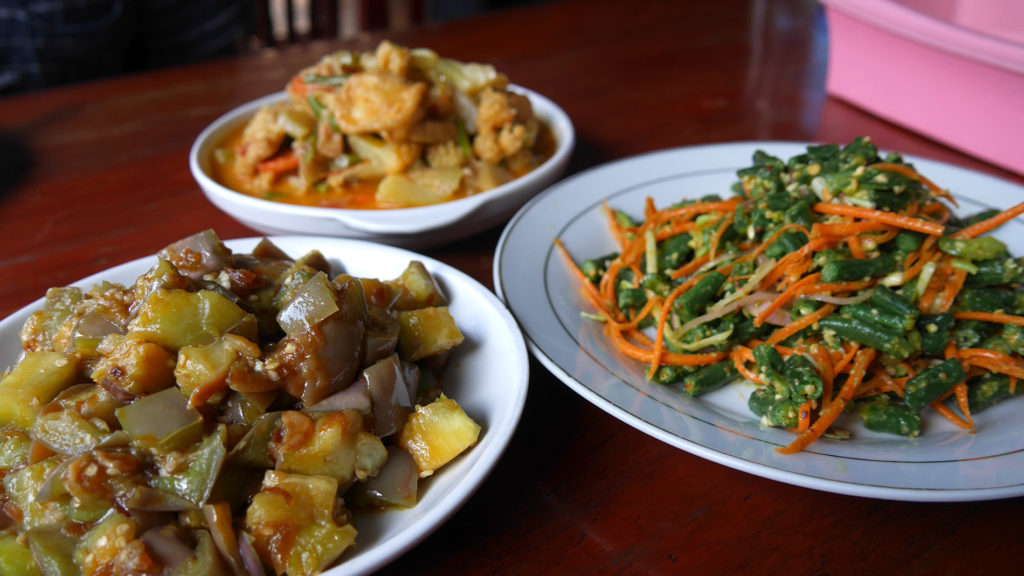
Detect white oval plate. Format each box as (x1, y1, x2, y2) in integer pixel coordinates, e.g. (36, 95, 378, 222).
(190, 87, 575, 248)
(0, 236, 529, 574)
(494, 141, 1024, 502)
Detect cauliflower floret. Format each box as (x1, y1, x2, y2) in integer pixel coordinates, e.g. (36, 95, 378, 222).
(473, 120, 528, 164)
(376, 40, 411, 77)
(472, 88, 533, 164)
(323, 71, 427, 135)
(426, 141, 467, 169)
(475, 88, 516, 133)
(497, 123, 527, 156)
(472, 130, 502, 164)
(234, 104, 287, 177)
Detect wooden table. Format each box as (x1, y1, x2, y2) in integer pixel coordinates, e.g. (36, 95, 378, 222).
(2, 0, 1023, 574)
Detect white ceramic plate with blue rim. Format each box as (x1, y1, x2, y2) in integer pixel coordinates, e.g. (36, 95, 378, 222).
(0, 235, 529, 574)
(494, 141, 1024, 502)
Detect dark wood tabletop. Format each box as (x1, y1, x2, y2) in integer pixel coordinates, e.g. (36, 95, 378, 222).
(2, 0, 1023, 574)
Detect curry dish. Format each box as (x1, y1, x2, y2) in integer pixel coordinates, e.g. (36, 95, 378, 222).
(212, 41, 556, 210)
(0, 230, 480, 575)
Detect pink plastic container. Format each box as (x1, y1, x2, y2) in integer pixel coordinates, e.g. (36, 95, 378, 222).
(822, 0, 1024, 175)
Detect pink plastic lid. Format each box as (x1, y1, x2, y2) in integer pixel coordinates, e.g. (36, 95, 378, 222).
(822, 0, 1024, 74)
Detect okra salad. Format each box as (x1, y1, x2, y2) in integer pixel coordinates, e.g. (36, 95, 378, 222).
(0, 231, 480, 575)
(559, 137, 1024, 454)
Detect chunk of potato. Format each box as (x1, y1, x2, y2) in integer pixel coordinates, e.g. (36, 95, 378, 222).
(398, 395, 480, 477)
(0, 350, 77, 428)
(388, 261, 446, 311)
(346, 133, 421, 175)
(375, 167, 462, 207)
(245, 470, 357, 576)
(0, 532, 41, 576)
(91, 336, 176, 396)
(396, 307, 464, 361)
(274, 410, 386, 483)
(129, 289, 257, 351)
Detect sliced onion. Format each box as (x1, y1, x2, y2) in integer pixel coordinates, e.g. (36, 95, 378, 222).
(305, 380, 371, 413)
(76, 311, 123, 338)
(141, 525, 194, 571)
(276, 273, 340, 337)
(363, 354, 417, 437)
(677, 291, 777, 336)
(742, 302, 792, 327)
(35, 459, 72, 503)
(158, 229, 233, 280)
(806, 292, 872, 306)
(238, 531, 266, 576)
(203, 502, 248, 576)
(350, 446, 418, 509)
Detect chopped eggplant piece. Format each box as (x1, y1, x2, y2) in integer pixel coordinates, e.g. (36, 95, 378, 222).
(0, 230, 476, 576)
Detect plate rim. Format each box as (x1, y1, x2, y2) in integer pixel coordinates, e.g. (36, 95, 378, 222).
(494, 140, 1024, 502)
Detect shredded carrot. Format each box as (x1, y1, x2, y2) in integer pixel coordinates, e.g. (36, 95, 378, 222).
(656, 220, 699, 241)
(959, 348, 1024, 379)
(931, 399, 972, 429)
(288, 75, 308, 97)
(607, 324, 725, 366)
(654, 198, 742, 226)
(953, 200, 1024, 239)
(620, 297, 663, 330)
(953, 311, 1024, 327)
(709, 212, 734, 260)
(855, 371, 899, 399)
(731, 347, 763, 385)
(954, 382, 974, 430)
(760, 237, 832, 289)
(934, 267, 968, 313)
(832, 342, 862, 375)
(555, 238, 612, 316)
(256, 151, 300, 174)
(649, 272, 714, 375)
(846, 235, 866, 259)
(812, 202, 945, 236)
(920, 200, 952, 224)
(816, 221, 894, 237)
(766, 304, 835, 346)
(603, 201, 627, 250)
(869, 227, 901, 246)
(669, 254, 711, 280)
(599, 259, 625, 307)
(736, 223, 812, 265)
(754, 273, 822, 327)
(778, 348, 876, 454)
(644, 197, 658, 220)
(795, 400, 812, 433)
